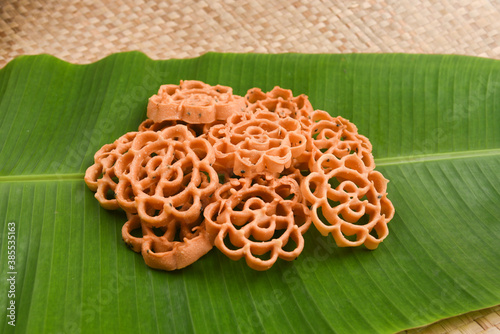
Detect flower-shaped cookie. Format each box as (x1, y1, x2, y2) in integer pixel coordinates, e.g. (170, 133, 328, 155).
(113, 125, 219, 225)
(84, 131, 139, 210)
(301, 153, 394, 249)
(207, 110, 307, 177)
(147, 80, 246, 124)
(86, 125, 219, 271)
(122, 213, 213, 271)
(204, 175, 311, 270)
(300, 110, 375, 171)
(245, 86, 314, 129)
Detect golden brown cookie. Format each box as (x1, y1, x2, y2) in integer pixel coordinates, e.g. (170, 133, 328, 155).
(147, 80, 246, 124)
(245, 86, 314, 129)
(207, 110, 307, 177)
(204, 175, 311, 270)
(301, 153, 394, 249)
(122, 213, 213, 271)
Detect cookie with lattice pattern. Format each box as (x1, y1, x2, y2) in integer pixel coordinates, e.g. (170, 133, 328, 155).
(147, 80, 245, 124)
(301, 153, 394, 249)
(204, 175, 311, 270)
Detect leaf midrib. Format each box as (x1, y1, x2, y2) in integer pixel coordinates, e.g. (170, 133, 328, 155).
(375, 148, 500, 166)
(0, 148, 498, 183)
(0, 173, 85, 182)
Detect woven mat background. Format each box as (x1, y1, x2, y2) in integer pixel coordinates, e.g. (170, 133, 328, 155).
(1, 0, 500, 67)
(1, 0, 499, 333)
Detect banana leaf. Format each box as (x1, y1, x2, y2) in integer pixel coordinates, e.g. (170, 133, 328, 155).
(0, 52, 499, 334)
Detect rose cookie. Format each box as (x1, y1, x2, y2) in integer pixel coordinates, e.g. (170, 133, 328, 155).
(301, 153, 394, 250)
(122, 213, 213, 271)
(245, 86, 314, 129)
(300, 110, 375, 171)
(85, 125, 220, 271)
(84, 131, 139, 210)
(113, 125, 219, 225)
(207, 110, 307, 177)
(204, 175, 311, 271)
(147, 80, 246, 124)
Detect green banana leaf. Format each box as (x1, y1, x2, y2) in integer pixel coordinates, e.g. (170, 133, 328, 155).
(0, 52, 499, 334)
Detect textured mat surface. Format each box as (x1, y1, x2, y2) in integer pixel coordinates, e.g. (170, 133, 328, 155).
(1, 0, 500, 67)
(1, 1, 499, 333)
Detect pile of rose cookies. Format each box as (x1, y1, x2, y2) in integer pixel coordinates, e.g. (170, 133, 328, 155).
(85, 80, 395, 271)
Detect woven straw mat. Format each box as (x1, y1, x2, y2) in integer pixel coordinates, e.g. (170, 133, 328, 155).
(1, 0, 499, 333)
